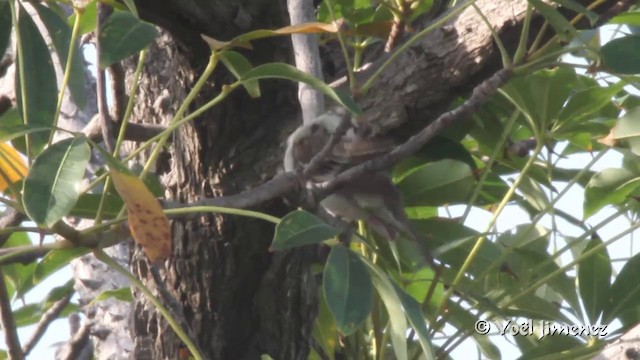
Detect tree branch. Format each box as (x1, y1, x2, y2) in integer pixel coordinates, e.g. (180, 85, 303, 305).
(170, 68, 513, 214)
(22, 291, 74, 356)
(95, 3, 115, 153)
(0, 268, 23, 360)
(286, 0, 324, 122)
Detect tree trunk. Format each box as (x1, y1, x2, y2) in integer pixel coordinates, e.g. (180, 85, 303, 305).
(124, 25, 319, 358)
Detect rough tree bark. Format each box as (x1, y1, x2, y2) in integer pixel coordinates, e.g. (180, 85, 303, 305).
(109, 0, 624, 359)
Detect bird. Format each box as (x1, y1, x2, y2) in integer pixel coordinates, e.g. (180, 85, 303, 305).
(284, 108, 435, 266)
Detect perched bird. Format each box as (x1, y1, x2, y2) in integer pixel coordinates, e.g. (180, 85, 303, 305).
(284, 109, 434, 265)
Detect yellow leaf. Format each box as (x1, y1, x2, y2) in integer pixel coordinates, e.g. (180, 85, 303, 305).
(110, 169, 171, 262)
(0, 143, 27, 193)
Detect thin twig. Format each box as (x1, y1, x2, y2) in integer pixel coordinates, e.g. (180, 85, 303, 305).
(95, 3, 115, 153)
(0, 268, 23, 360)
(22, 291, 74, 356)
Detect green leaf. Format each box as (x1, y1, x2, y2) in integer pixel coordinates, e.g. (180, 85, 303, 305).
(70, 193, 123, 219)
(13, 281, 77, 327)
(323, 245, 373, 335)
(392, 283, 435, 360)
(15, 3, 58, 155)
(584, 167, 640, 218)
(239, 63, 361, 115)
(218, 51, 260, 98)
(68, 1, 98, 35)
(34, 247, 90, 286)
(361, 256, 408, 360)
(557, 82, 623, 128)
(501, 68, 576, 131)
(518, 334, 584, 360)
(312, 290, 338, 360)
(270, 210, 340, 251)
(1, 232, 36, 300)
(497, 224, 549, 249)
(609, 12, 640, 27)
(603, 252, 640, 323)
(0, 1, 11, 59)
(90, 287, 133, 304)
(396, 159, 474, 207)
(445, 301, 501, 359)
(33, 2, 88, 109)
(601, 36, 640, 74)
(411, 218, 500, 275)
(552, 0, 598, 25)
(121, 0, 139, 17)
(98, 11, 158, 68)
(578, 236, 611, 324)
(23, 136, 91, 227)
(612, 107, 640, 156)
(509, 247, 581, 313)
(528, 0, 576, 41)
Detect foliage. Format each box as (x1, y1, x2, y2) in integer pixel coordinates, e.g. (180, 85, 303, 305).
(1, 0, 640, 359)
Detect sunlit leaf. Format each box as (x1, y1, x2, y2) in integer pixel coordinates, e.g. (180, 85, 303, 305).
(68, 1, 98, 35)
(612, 107, 640, 156)
(0, 142, 27, 194)
(90, 287, 133, 305)
(218, 51, 260, 98)
(608, 12, 640, 27)
(584, 167, 640, 218)
(528, 0, 576, 41)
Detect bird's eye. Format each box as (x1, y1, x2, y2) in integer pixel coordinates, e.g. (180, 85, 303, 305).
(310, 124, 319, 133)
